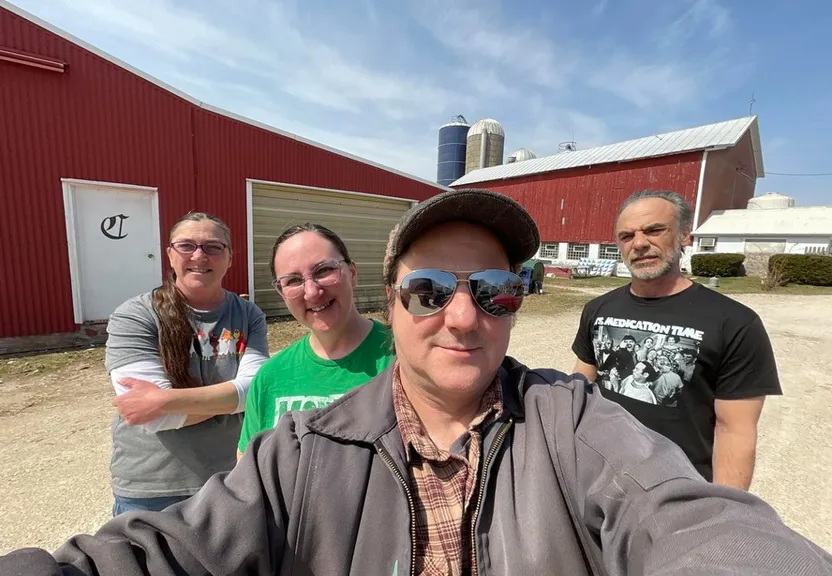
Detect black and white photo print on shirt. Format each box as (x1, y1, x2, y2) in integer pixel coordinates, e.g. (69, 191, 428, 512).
(590, 316, 704, 407)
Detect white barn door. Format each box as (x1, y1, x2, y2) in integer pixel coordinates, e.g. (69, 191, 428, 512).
(63, 179, 162, 323)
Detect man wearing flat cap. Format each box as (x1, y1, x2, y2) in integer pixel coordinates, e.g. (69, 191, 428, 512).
(2, 188, 830, 575)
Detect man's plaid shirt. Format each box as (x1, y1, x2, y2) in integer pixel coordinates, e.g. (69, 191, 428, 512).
(392, 364, 503, 576)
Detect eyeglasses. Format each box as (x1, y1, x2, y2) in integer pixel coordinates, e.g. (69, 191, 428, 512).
(169, 240, 228, 256)
(272, 260, 346, 298)
(393, 269, 524, 317)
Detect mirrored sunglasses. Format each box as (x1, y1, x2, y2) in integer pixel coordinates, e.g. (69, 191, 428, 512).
(393, 269, 524, 317)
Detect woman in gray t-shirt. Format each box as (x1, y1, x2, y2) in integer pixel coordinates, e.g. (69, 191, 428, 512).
(105, 212, 269, 515)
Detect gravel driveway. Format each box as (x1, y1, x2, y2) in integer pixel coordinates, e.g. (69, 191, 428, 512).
(0, 292, 830, 554)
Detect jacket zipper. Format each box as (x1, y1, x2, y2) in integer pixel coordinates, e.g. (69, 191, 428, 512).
(469, 417, 514, 576)
(376, 442, 417, 576)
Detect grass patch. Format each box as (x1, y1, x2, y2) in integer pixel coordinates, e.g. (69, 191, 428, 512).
(544, 273, 832, 295)
(519, 286, 594, 316)
(0, 347, 105, 378)
(544, 276, 630, 290)
(691, 276, 832, 295)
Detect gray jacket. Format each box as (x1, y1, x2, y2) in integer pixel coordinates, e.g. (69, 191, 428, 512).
(3, 358, 831, 575)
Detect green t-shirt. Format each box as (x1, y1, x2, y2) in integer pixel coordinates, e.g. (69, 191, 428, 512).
(238, 320, 394, 453)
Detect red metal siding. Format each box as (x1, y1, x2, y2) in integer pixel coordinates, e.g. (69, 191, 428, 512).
(457, 153, 702, 243)
(195, 110, 436, 202)
(0, 6, 440, 338)
(192, 110, 438, 293)
(0, 9, 196, 338)
(696, 131, 758, 227)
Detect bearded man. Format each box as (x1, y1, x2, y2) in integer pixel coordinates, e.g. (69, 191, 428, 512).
(572, 191, 781, 490)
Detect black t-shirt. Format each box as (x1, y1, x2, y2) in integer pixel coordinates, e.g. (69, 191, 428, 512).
(571, 282, 782, 481)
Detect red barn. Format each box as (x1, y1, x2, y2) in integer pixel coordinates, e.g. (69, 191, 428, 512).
(450, 117, 764, 265)
(0, 2, 446, 350)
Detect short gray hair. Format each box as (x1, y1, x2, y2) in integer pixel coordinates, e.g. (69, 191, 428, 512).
(616, 190, 694, 234)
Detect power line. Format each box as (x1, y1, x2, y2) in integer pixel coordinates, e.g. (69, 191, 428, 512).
(767, 171, 832, 177)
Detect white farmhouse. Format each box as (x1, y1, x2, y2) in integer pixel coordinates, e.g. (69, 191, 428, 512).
(690, 193, 832, 274)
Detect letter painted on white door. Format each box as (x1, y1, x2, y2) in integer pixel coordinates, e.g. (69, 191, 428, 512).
(65, 182, 161, 322)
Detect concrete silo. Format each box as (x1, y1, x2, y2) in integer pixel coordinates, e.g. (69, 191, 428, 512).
(465, 118, 505, 174)
(436, 115, 469, 186)
(506, 148, 537, 163)
(747, 192, 796, 209)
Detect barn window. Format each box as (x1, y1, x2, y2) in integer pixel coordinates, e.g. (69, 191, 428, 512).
(699, 237, 717, 252)
(539, 242, 560, 259)
(600, 244, 622, 262)
(567, 242, 589, 260)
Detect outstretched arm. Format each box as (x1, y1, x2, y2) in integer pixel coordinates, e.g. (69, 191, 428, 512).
(0, 416, 300, 575)
(570, 384, 831, 575)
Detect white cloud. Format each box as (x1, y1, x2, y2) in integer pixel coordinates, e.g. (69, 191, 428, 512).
(587, 0, 737, 111)
(661, 0, 733, 49)
(510, 104, 613, 158)
(411, 1, 578, 92)
(411, 0, 729, 121)
(24, 0, 453, 119)
(763, 136, 790, 156)
(239, 102, 438, 180)
(456, 66, 518, 102)
(589, 54, 701, 109)
(133, 68, 439, 180)
(592, 0, 609, 17)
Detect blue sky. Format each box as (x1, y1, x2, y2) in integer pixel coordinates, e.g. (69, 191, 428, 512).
(10, 0, 832, 206)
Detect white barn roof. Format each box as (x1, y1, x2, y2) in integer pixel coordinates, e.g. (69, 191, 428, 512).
(693, 207, 832, 237)
(451, 116, 764, 186)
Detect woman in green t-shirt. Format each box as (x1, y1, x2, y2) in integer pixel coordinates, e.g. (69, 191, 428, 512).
(237, 223, 394, 457)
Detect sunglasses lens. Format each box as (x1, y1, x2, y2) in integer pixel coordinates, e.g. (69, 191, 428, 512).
(469, 270, 524, 316)
(398, 270, 457, 316)
(397, 269, 524, 317)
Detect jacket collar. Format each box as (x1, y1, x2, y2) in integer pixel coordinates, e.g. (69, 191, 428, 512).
(305, 356, 529, 444)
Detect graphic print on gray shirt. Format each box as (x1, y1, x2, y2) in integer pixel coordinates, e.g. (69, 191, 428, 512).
(106, 291, 269, 498)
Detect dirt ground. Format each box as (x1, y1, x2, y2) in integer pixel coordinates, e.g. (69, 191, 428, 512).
(0, 290, 830, 555)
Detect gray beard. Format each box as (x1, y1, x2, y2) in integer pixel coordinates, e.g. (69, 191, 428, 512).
(625, 241, 682, 280)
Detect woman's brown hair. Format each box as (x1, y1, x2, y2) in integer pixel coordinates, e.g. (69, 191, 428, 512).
(269, 223, 352, 280)
(153, 212, 231, 388)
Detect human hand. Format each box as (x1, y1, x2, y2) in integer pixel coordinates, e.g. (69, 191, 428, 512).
(113, 378, 169, 425)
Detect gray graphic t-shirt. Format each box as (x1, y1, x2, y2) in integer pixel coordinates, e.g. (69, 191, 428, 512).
(106, 290, 269, 498)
